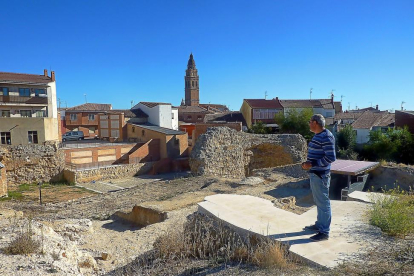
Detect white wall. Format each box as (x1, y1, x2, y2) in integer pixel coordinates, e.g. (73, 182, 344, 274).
(355, 128, 371, 144)
(172, 108, 178, 130)
(47, 81, 58, 119)
(136, 103, 174, 129)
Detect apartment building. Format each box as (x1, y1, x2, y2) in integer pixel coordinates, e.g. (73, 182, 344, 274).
(0, 69, 59, 145)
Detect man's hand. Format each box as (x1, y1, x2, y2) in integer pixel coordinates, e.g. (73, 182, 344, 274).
(301, 161, 312, 170)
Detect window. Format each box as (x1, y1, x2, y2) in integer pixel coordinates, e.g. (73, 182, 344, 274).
(187, 115, 192, 120)
(171, 113, 174, 119)
(89, 127, 95, 134)
(0, 87, 9, 96)
(28, 131, 38, 144)
(35, 89, 46, 96)
(36, 110, 46, 117)
(20, 110, 32, 117)
(19, 88, 30, 97)
(253, 109, 280, 120)
(70, 114, 77, 121)
(197, 115, 202, 120)
(132, 126, 135, 133)
(196, 81, 198, 87)
(1, 110, 11, 117)
(192, 81, 194, 87)
(88, 114, 95, 121)
(0, 132, 11, 145)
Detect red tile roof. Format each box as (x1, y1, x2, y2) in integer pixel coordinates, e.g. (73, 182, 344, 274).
(0, 72, 53, 84)
(177, 105, 210, 113)
(66, 103, 112, 111)
(352, 111, 395, 129)
(140, 102, 171, 108)
(279, 99, 334, 109)
(244, 99, 283, 109)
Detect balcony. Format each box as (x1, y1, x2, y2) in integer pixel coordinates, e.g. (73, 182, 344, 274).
(0, 95, 48, 105)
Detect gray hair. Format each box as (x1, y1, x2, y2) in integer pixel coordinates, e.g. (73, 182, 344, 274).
(311, 114, 326, 127)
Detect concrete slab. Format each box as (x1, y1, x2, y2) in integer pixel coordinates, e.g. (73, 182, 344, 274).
(198, 194, 377, 268)
(347, 191, 393, 203)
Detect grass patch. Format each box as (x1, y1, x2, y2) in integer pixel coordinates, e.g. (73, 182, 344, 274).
(154, 213, 292, 268)
(368, 187, 414, 238)
(3, 220, 40, 255)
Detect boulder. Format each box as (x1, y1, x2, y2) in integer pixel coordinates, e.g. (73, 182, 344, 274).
(190, 127, 307, 178)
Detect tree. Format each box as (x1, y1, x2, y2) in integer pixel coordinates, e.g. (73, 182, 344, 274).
(336, 125, 358, 160)
(363, 127, 414, 164)
(274, 108, 313, 140)
(249, 121, 271, 134)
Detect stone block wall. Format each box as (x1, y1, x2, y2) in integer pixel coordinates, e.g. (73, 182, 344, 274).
(0, 143, 65, 187)
(64, 162, 154, 183)
(190, 127, 307, 178)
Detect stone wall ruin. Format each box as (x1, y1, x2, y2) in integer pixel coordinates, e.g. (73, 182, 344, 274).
(190, 127, 307, 178)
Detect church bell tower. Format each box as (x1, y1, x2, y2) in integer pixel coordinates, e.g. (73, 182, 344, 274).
(184, 53, 199, 106)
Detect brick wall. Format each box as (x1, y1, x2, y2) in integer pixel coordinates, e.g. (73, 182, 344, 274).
(395, 110, 414, 134)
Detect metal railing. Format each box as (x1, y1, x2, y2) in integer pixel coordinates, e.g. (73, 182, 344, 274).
(0, 95, 48, 104)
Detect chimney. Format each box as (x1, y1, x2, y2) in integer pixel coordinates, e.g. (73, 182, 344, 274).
(51, 71, 55, 81)
(44, 69, 48, 77)
(331, 94, 334, 103)
(376, 105, 378, 110)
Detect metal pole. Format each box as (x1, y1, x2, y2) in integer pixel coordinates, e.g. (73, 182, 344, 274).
(38, 182, 42, 205)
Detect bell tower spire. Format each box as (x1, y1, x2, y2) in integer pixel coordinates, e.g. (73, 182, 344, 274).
(184, 53, 199, 106)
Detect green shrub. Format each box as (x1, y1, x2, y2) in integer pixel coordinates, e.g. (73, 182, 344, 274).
(369, 188, 414, 238)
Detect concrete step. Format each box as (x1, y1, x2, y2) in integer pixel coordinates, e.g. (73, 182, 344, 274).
(198, 194, 378, 268)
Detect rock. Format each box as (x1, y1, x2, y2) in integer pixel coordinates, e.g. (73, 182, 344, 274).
(273, 196, 297, 210)
(101, 252, 111, 261)
(238, 177, 265, 185)
(190, 127, 307, 178)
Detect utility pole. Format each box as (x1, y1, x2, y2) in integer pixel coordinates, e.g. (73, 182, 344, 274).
(401, 101, 406, 111)
(310, 88, 313, 99)
(58, 98, 61, 109)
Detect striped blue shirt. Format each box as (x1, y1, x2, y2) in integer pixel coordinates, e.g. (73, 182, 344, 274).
(307, 129, 336, 174)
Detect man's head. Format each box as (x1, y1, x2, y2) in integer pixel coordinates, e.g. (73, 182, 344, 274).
(309, 114, 325, 133)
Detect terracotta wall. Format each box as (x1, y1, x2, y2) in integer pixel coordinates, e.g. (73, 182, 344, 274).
(395, 110, 414, 134)
(0, 166, 7, 197)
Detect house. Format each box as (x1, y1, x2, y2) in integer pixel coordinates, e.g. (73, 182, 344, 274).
(279, 97, 336, 118)
(64, 103, 112, 138)
(240, 98, 283, 129)
(0, 69, 59, 145)
(348, 105, 381, 113)
(131, 102, 178, 130)
(0, 162, 6, 197)
(351, 111, 395, 144)
(177, 105, 211, 123)
(127, 123, 188, 159)
(395, 110, 414, 134)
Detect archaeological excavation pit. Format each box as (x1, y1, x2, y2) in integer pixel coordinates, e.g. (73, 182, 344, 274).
(112, 205, 167, 227)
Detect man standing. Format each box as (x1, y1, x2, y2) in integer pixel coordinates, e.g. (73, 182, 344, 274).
(301, 114, 336, 241)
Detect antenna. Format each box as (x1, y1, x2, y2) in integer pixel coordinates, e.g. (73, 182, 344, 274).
(84, 94, 87, 103)
(341, 95, 345, 103)
(265, 91, 268, 100)
(130, 100, 134, 108)
(348, 102, 351, 111)
(369, 102, 373, 107)
(310, 88, 313, 99)
(401, 101, 406, 111)
(330, 89, 335, 99)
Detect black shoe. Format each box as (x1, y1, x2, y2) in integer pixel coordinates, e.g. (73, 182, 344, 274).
(310, 232, 329, 241)
(303, 224, 319, 232)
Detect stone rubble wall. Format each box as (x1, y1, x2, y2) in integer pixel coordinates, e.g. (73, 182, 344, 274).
(64, 162, 155, 184)
(190, 127, 307, 178)
(0, 142, 65, 187)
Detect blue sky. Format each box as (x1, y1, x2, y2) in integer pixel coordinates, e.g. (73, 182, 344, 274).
(1, 0, 413, 111)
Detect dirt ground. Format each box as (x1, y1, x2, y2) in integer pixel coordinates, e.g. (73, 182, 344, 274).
(0, 172, 315, 275)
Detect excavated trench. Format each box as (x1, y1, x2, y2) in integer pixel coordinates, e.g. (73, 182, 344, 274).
(112, 205, 167, 227)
